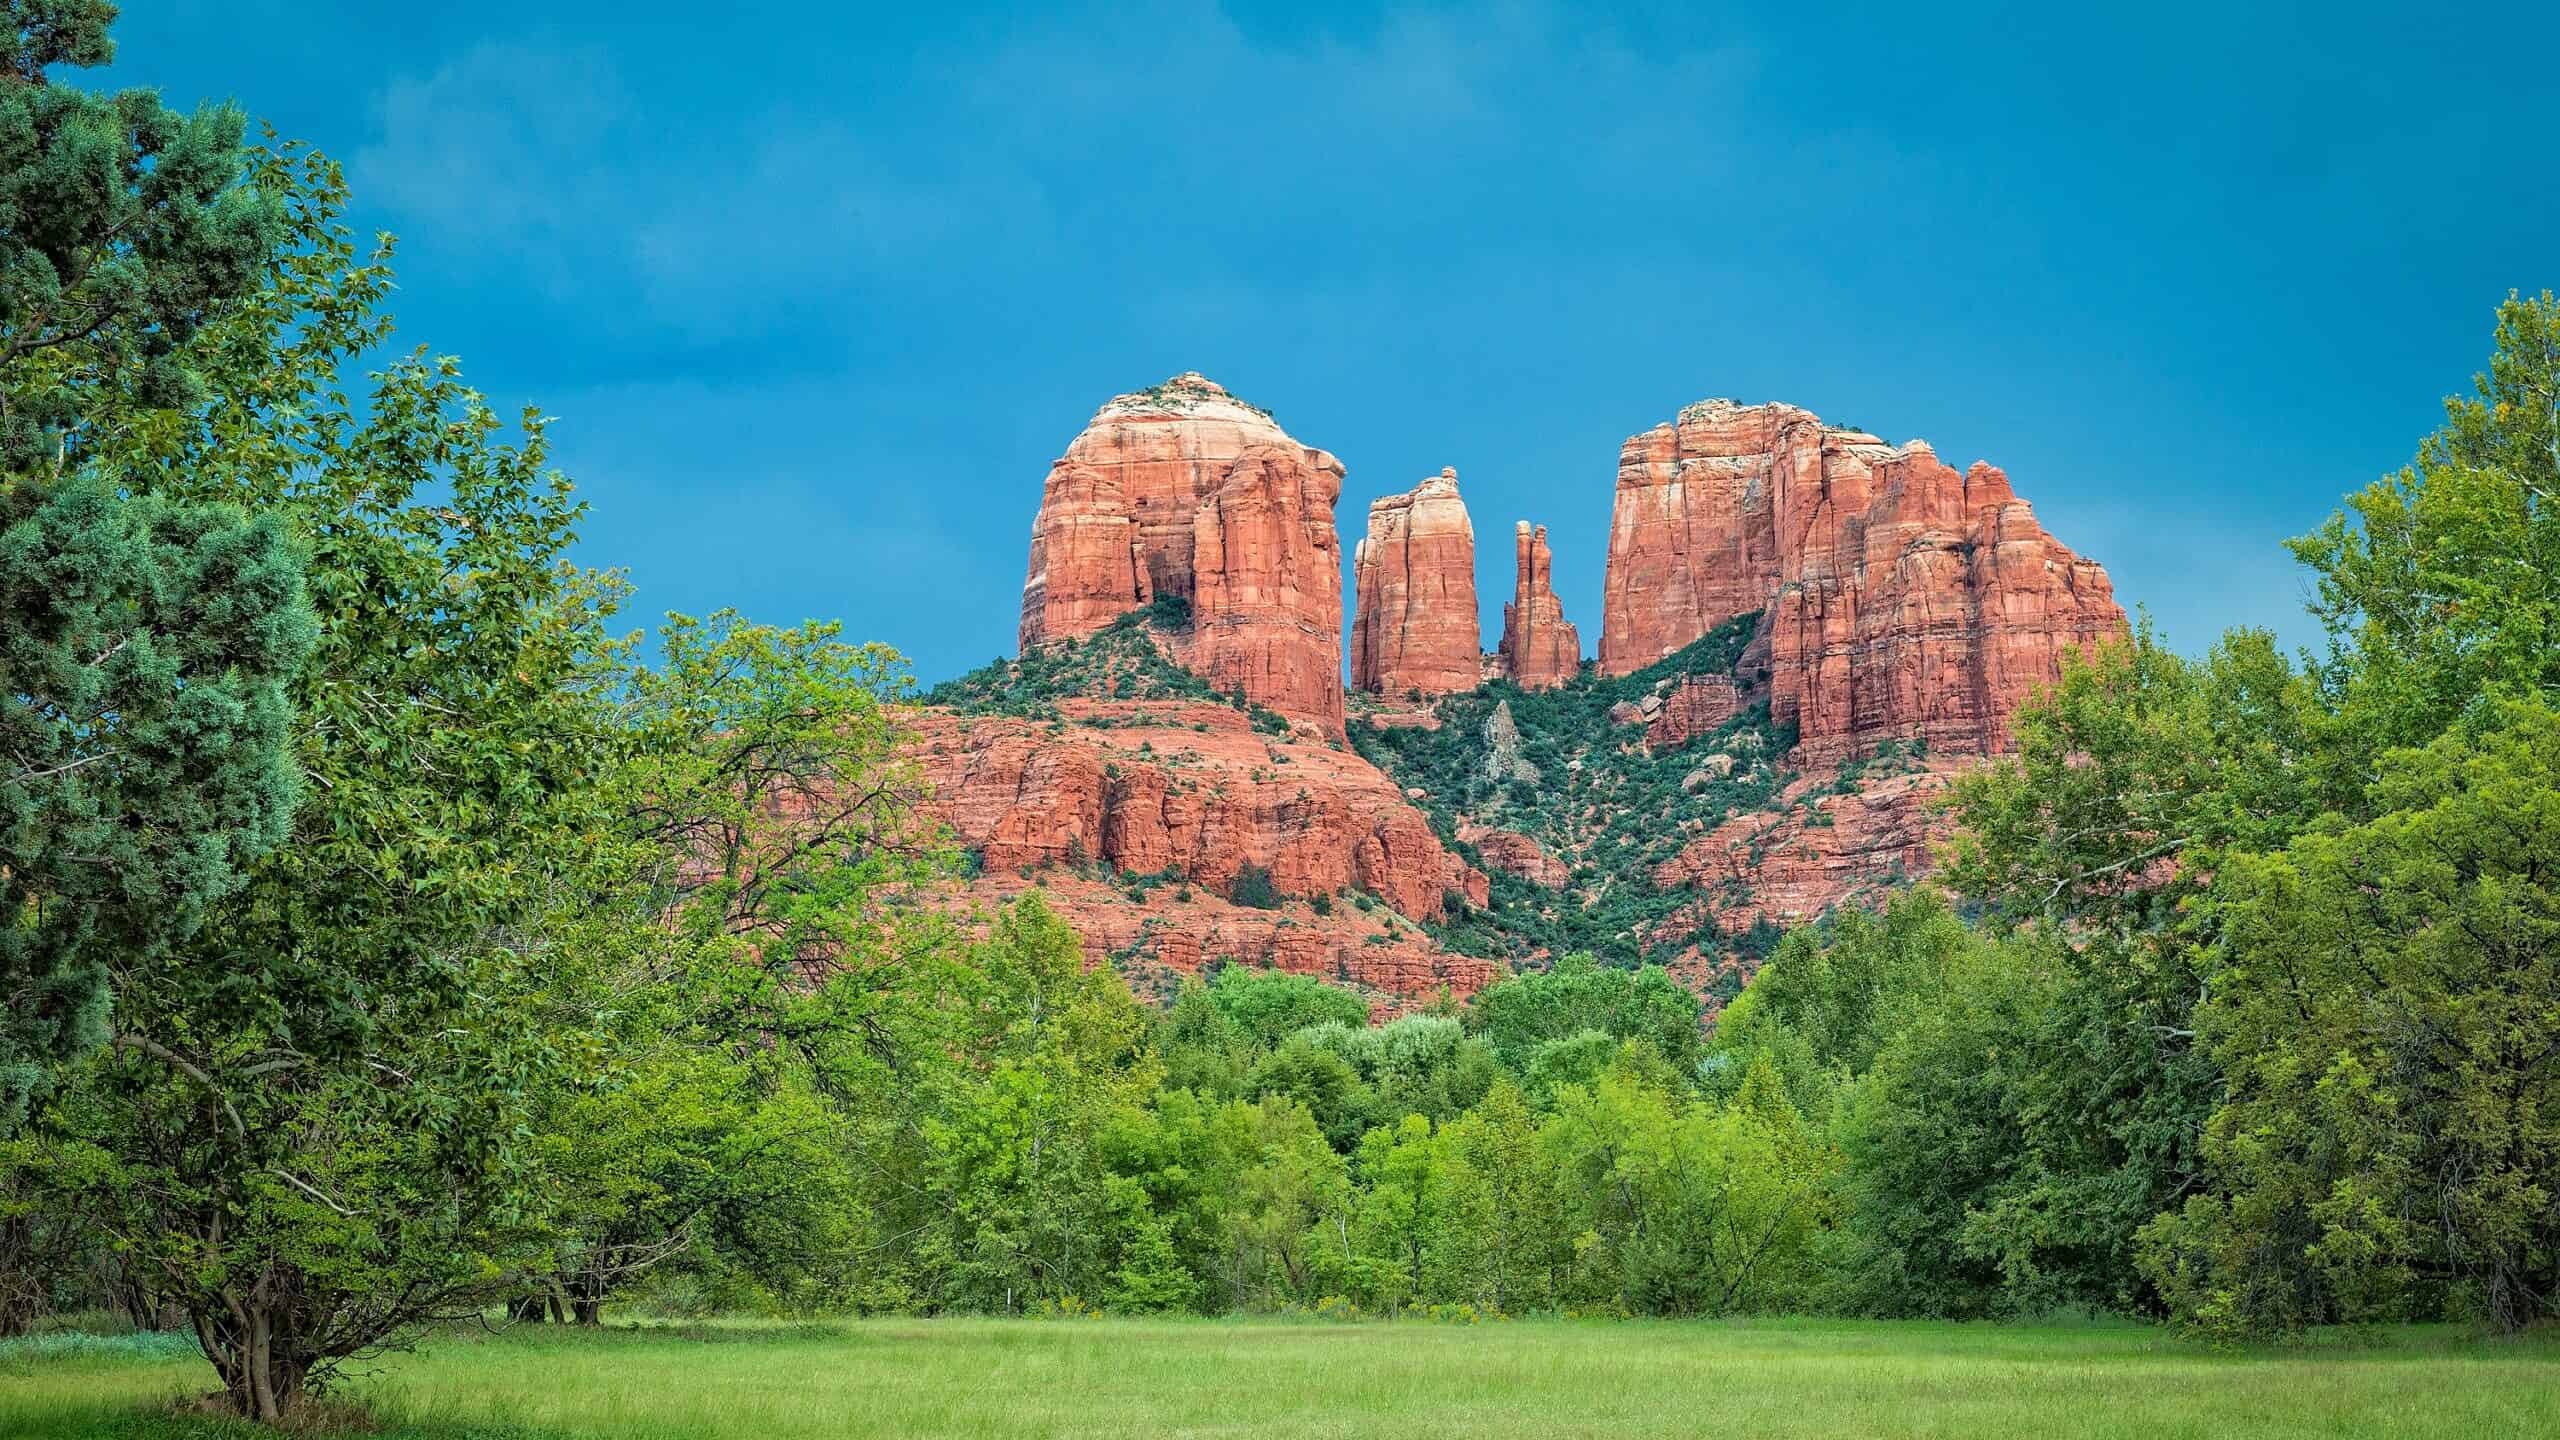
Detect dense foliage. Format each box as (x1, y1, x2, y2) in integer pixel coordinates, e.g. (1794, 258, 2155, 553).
(1351, 611, 1812, 976)
(0, 2, 308, 1132)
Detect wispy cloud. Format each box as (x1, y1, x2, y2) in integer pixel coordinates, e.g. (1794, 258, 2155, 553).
(352, 4, 1759, 344)
(351, 39, 629, 292)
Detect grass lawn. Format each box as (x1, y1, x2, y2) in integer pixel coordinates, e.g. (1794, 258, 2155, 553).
(4, 1316, 2556, 1439)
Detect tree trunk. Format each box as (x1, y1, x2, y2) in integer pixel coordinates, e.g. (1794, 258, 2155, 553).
(202, 1275, 319, 1423)
(568, 1270, 604, 1325)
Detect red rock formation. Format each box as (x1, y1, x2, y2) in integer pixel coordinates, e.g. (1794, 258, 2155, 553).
(1597, 399, 2123, 761)
(1652, 762, 1959, 937)
(1598, 400, 1812, 674)
(1497, 522, 1580, 689)
(1457, 821, 1570, 888)
(911, 700, 1486, 925)
(1351, 468, 1483, 697)
(1768, 450, 2120, 764)
(957, 871, 1500, 1017)
(1645, 675, 1744, 750)
(1019, 373, 1347, 733)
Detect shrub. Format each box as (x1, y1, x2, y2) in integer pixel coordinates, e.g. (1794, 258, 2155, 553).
(1230, 863, 1282, 910)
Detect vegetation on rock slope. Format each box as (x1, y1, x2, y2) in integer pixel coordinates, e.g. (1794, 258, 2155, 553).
(926, 599, 1293, 735)
(1350, 612, 1793, 981)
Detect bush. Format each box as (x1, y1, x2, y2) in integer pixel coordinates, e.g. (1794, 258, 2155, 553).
(1229, 863, 1281, 910)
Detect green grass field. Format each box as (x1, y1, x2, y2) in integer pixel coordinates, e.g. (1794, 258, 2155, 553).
(5, 1317, 2555, 1439)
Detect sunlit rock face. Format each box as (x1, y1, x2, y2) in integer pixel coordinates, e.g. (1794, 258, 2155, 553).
(1600, 398, 2123, 763)
(1497, 521, 1580, 690)
(1351, 468, 1484, 698)
(910, 699, 1496, 1014)
(1020, 373, 1347, 734)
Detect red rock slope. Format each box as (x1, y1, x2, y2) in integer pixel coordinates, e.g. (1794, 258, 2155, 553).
(912, 699, 1494, 1011)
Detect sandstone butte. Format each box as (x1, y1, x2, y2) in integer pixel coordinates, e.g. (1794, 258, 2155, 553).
(1599, 398, 2125, 765)
(1350, 468, 1483, 697)
(922, 381, 2126, 1013)
(1018, 372, 1348, 735)
(1497, 521, 1581, 690)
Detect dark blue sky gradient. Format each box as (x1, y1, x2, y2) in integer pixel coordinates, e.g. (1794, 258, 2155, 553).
(104, 2, 2560, 680)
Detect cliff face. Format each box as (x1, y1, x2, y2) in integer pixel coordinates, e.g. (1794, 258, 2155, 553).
(1020, 373, 1347, 733)
(911, 698, 1496, 1012)
(1767, 449, 2121, 764)
(915, 700, 1485, 924)
(1599, 399, 2123, 762)
(1496, 522, 1580, 689)
(1350, 468, 1483, 698)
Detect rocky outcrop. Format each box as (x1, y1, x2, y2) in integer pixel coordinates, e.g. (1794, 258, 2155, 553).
(912, 699, 1486, 925)
(1598, 399, 2123, 762)
(1351, 468, 1482, 698)
(962, 870, 1501, 1018)
(1019, 374, 1347, 733)
(1652, 761, 1958, 937)
(1599, 400, 1808, 673)
(1458, 821, 1570, 889)
(1646, 675, 1744, 750)
(1478, 700, 1540, 788)
(1497, 522, 1580, 689)
(1767, 452, 2119, 764)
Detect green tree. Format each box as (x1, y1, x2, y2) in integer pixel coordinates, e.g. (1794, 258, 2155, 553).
(1296, 1014, 1497, 1129)
(1154, 977, 1252, 1100)
(1465, 954, 1703, 1076)
(1, 1, 282, 470)
(2290, 291, 2560, 797)
(14, 147, 637, 1420)
(1328, 1114, 1452, 1315)
(1438, 1080, 1567, 1312)
(1708, 888, 1979, 1120)
(0, 2, 304, 1130)
(1909, 628, 2317, 1315)
(1245, 1032, 1374, 1150)
(0, 479, 309, 1127)
(1227, 1096, 1350, 1308)
(913, 894, 1159, 1312)
(1542, 1052, 1827, 1316)
(2141, 701, 2560, 1334)
(1205, 966, 1368, 1047)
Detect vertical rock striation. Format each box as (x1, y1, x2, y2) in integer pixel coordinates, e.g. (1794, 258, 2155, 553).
(1350, 468, 1483, 697)
(1019, 373, 1346, 733)
(1497, 521, 1581, 689)
(1598, 399, 2123, 761)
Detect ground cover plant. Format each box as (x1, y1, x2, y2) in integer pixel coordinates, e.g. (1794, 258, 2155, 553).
(7, 1316, 2558, 1440)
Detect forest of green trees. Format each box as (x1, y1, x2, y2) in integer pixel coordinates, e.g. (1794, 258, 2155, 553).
(1, 6, 2554, 1425)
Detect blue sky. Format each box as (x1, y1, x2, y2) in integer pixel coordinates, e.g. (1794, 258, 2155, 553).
(106, 2, 2558, 682)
